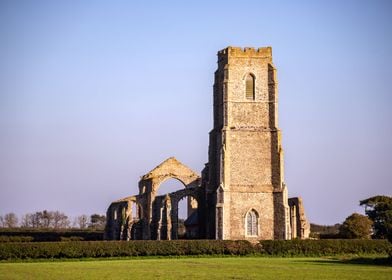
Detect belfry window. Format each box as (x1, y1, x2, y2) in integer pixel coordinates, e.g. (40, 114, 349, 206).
(245, 74, 255, 100)
(246, 210, 258, 236)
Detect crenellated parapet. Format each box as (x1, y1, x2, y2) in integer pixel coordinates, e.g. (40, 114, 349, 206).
(218, 46, 272, 58)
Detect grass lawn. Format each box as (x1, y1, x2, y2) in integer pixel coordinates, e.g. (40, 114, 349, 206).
(0, 256, 391, 280)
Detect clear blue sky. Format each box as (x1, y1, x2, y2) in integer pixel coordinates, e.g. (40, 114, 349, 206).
(0, 0, 391, 225)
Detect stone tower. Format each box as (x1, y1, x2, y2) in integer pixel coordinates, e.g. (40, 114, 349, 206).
(105, 46, 310, 241)
(205, 46, 291, 240)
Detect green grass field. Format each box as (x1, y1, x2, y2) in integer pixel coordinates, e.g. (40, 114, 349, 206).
(0, 257, 391, 280)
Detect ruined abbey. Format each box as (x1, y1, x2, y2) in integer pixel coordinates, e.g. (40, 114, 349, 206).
(104, 46, 310, 241)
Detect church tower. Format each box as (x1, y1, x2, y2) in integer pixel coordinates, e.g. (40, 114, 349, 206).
(205, 47, 290, 240)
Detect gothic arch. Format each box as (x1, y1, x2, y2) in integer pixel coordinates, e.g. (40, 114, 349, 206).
(245, 209, 259, 237)
(139, 157, 200, 194)
(167, 187, 203, 240)
(244, 72, 256, 100)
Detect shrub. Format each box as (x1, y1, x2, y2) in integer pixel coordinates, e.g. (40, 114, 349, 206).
(0, 229, 103, 242)
(0, 239, 390, 260)
(0, 236, 34, 243)
(339, 213, 373, 239)
(60, 236, 84, 242)
(260, 239, 392, 257)
(0, 240, 255, 260)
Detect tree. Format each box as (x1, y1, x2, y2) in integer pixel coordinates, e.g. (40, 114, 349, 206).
(31, 212, 44, 228)
(20, 212, 42, 228)
(339, 213, 373, 239)
(0, 215, 4, 227)
(360, 195, 392, 241)
(20, 214, 33, 228)
(41, 210, 53, 228)
(52, 211, 70, 229)
(20, 211, 70, 229)
(76, 215, 89, 229)
(89, 214, 106, 230)
(310, 223, 341, 238)
(3, 213, 19, 228)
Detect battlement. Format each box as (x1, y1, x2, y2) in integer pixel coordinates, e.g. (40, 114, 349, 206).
(218, 46, 272, 58)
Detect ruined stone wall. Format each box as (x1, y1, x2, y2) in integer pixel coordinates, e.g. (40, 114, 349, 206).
(105, 158, 204, 240)
(288, 197, 310, 239)
(105, 46, 309, 242)
(104, 196, 142, 241)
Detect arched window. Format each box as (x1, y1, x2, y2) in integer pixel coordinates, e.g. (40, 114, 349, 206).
(217, 185, 224, 204)
(246, 209, 258, 236)
(245, 74, 255, 100)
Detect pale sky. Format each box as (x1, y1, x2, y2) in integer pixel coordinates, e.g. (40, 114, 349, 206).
(0, 0, 391, 225)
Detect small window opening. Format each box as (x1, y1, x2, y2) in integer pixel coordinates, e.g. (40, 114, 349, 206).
(245, 74, 255, 100)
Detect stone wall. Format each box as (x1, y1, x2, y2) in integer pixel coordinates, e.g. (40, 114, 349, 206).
(206, 47, 289, 240)
(105, 157, 204, 240)
(104, 46, 310, 241)
(288, 197, 310, 239)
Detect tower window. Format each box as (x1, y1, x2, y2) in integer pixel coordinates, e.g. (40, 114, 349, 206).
(217, 185, 224, 204)
(246, 209, 258, 236)
(245, 74, 255, 100)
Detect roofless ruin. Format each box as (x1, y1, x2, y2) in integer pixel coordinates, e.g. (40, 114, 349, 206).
(105, 47, 310, 241)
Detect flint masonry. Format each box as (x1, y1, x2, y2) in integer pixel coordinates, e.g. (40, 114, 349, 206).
(105, 47, 310, 241)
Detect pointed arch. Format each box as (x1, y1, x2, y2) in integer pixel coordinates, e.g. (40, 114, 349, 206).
(245, 209, 259, 236)
(217, 184, 224, 204)
(245, 73, 255, 100)
(140, 157, 200, 193)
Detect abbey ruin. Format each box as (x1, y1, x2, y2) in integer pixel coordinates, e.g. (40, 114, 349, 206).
(105, 46, 310, 241)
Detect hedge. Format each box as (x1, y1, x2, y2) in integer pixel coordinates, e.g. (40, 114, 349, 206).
(0, 236, 34, 243)
(0, 239, 390, 260)
(0, 240, 254, 260)
(260, 239, 392, 257)
(0, 229, 103, 242)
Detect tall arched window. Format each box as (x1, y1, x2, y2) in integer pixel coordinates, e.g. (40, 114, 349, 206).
(113, 209, 118, 220)
(246, 209, 258, 236)
(245, 74, 255, 100)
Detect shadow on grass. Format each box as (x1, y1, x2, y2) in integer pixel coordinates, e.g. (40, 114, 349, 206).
(298, 257, 392, 267)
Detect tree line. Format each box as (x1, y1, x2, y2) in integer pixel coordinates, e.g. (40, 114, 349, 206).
(311, 195, 392, 241)
(0, 211, 106, 230)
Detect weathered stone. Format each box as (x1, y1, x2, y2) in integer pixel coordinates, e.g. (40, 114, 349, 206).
(104, 46, 310, 241)
(288, 197, 310, 239)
